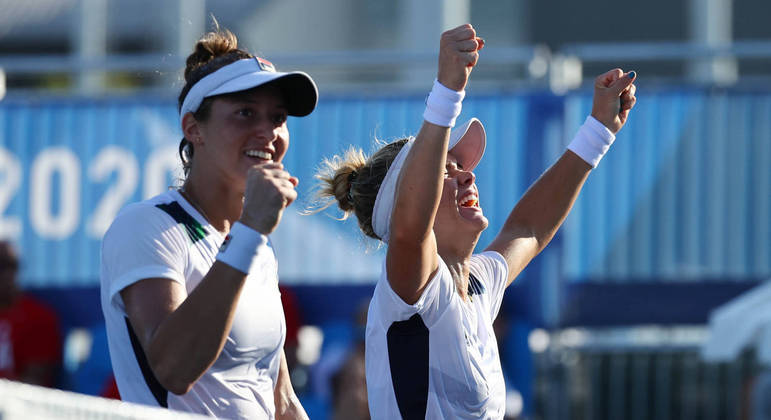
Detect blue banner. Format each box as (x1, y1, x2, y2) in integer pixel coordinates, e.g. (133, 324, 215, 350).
(0, 89, 768, 289)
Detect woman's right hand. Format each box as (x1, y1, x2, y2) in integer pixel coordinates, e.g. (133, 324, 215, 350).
(437, 24, 484, 92)
(239, 163, 298, 235)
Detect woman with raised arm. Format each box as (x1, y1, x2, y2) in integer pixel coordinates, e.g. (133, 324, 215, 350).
(313, 23, 637, 419)
(100, 27, 316, 419)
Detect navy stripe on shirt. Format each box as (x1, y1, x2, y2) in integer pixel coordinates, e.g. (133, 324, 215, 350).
(387, 313, 429, 420)
(125, 317, 168, 407)
(468, 273, 486, 296)
(156, 201, 207, 244)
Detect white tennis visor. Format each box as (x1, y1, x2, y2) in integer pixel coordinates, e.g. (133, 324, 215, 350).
(179, 57, 318, 119)
(448, 117, 486, 172)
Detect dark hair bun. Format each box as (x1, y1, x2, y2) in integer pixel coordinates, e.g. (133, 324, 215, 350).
(184, 29, 239, 83)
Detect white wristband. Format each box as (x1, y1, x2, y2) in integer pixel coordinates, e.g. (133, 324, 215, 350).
(567, 116, 616, 168)
(423, 79, 465, 127)
(216, 222, 270, 274)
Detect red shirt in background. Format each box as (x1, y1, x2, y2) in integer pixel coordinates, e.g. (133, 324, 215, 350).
(280, 286, 302, 348)
(0, 294, 62, 387)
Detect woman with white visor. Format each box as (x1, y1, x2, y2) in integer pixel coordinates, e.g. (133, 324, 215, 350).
(101, 28, 316, 419)
(313, 24, 637, 419)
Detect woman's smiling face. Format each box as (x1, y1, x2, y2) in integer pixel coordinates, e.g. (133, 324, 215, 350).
(193, 85, 289, 191)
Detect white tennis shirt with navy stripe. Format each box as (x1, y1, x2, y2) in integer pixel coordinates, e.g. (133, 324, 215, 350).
(100, 189, 285, 419)
(366, 251, 509, 419)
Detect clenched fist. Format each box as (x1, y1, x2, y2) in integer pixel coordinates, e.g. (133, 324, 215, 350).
(591, 69, 638, 134)
(437, 24, 485, 92)
(239, 163, 298, 235)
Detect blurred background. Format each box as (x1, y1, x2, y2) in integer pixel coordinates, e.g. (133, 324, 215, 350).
(0, 0, 769, 419)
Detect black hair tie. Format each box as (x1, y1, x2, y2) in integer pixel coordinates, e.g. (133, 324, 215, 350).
(346, 171, 358, 205)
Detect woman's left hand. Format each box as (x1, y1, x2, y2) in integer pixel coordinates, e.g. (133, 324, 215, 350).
(591, 69, 637, 134)
(275, 392, 309, 420)
(274, 349, 309, 420)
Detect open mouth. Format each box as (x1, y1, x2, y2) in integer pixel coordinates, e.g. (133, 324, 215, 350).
(245, 150, 272, 161)
(458, 192, 479, 208)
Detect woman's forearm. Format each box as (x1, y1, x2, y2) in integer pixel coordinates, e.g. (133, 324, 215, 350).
(508, 150, 591, 249)
(124, 263, 247, 395)
(274, 349, 308, 420)
(389, 122, 449, 243)
(487, 150, 591, 279)
(487, 69, 637, 283)
(385, 122, 448, 304)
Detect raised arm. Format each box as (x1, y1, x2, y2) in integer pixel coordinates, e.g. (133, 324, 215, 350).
(486, 69, 637, 285)
(387, 24, 481, 304)
(120, 163, 298, 395)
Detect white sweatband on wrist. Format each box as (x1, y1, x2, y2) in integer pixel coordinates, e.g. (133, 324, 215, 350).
(423, 79, 465, 127)
(216, 222, 270, 274)
(567, 115, 616, 168)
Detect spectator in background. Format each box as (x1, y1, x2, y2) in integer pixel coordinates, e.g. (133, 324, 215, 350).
(330, 348, 368, 420)
(330, 302, 369, 420)
(0, 240, 62, 387)
(280, 285, 303, 376)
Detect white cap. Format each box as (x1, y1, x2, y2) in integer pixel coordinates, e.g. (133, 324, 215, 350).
(179, 57, 318, 119)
